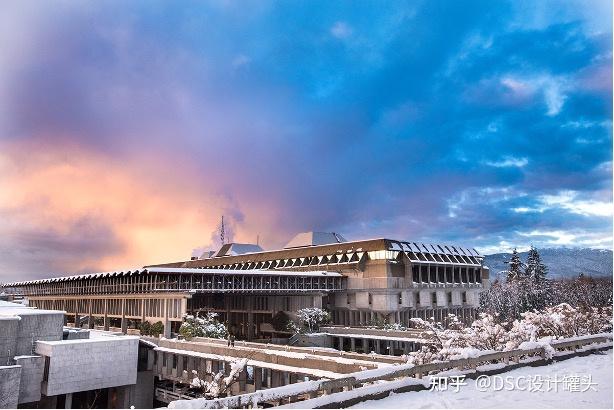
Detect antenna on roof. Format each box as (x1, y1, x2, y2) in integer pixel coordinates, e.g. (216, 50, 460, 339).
(220, 216, 225, 245)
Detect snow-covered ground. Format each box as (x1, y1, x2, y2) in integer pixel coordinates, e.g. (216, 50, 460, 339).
(351, 350, 613, 409)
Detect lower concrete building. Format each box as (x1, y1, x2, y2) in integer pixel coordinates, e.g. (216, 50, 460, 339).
(0, 301, 153, 409)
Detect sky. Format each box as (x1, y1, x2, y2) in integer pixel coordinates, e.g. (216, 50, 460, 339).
(0, 0, 612, 281)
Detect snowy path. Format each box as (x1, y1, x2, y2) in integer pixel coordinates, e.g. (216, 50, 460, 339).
(350, 350, 613, 409)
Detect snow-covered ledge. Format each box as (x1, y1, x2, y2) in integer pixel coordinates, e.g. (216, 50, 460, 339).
(168, 333, 612, 409)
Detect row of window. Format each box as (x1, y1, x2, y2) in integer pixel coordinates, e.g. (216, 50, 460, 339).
(411, 265, 481, 284)
(346, 291, 469, 305)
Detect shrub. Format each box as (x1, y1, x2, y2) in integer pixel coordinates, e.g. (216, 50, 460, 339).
(179, 312, 228, 340)
(289, 308, 331, 334)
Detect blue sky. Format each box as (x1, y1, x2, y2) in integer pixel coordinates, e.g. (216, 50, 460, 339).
(0, 0, 611, 279)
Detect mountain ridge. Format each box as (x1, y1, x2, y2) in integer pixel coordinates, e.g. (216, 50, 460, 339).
(483, 247, 613, 280)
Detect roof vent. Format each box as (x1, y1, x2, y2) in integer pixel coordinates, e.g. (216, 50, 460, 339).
(283, 231, 347, 249)
(213, 243, 264, 257)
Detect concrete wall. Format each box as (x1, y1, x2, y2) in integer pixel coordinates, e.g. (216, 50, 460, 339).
(14, 355, 44, 403)
(0, 365, 21, 408)
(35, 336, 139, 396)
(0, 317, 19, 365)
(14, 312, 64, 357)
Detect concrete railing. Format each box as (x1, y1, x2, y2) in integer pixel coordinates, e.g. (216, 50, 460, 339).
(168, 333, 613, 409)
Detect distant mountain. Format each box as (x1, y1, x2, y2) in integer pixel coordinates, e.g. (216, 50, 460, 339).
(484, 248, 613, 281)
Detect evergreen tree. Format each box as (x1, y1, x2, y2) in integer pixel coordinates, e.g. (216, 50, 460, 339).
(506, 248, 524, 282)
(525, 246, 547, 285)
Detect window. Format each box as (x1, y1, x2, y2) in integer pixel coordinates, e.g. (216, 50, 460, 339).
(462, 292, 467, 303)
(420, 265, 428, 283)
(431, 292, 437, 304)
(368, 293, 372, 305)
(398, 293, 403, 305)
(412, 265, 420, 283)
(446, 266, 453, 283)
(416, 292, 421, 305)
(447, 292, 452, 303)
(429, 266, 437, 283)
(368, 250, 399, 260)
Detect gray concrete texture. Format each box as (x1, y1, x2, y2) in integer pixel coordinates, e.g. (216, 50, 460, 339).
(0, 365, 21, 409)
(13, 355, 44, 404)
(36, 337, 139, 396)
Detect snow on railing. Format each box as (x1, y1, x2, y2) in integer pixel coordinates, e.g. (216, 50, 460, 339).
(168, 333, 613, 409)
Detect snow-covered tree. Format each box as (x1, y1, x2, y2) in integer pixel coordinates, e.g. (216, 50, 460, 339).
(179, 312, 228, 340)
(188, 357, 248, 398)
(406, 304, 612, 366)
(525, 246, 547, 285)
(289, 308, 331, 334)
(505, 248, 524, 281)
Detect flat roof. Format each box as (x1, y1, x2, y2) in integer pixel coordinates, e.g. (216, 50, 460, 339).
(0, 300, 64, 316)
(2, 268, 343, 287)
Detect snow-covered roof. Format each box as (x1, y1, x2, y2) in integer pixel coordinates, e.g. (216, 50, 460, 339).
(2, 267, 342, 287)
(0, 300, 64, 316)
(148, 267, 343, 277)
(284, 232, 347, 249)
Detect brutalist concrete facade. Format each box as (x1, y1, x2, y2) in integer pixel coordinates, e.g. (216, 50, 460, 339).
(36, 336, 139, 396)
(0, 301, 149, 409)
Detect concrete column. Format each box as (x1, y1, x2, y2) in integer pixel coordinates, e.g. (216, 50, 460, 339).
(254, 366, 262, 390)
(141, 299, 146, 323)
(350, 337, 356, 352)
(337, 336, 343, 351)
(104, 299, 110, 331)
(65, 393, 72, 409)
(74, 312, 79, 328)
(163, 299, 171, 338)
(271, 371, 281, 388)
(375, 339, 381, 354)
(363, 338, 370, 353)
(247, 296, 254, 341)
(121, 299, 128, 334)
(388, 341, 395, 356)
(87, 299, 94, 329)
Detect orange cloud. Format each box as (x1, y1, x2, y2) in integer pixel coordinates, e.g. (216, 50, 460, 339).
(0, 139, 233, 276)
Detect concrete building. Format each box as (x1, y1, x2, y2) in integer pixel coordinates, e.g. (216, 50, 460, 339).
(0, 301, 153, 409)
(1, 232, 489, 342)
